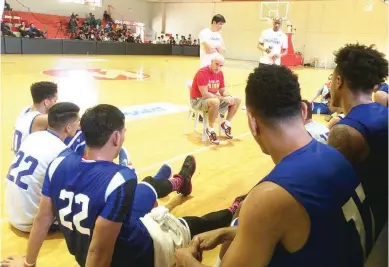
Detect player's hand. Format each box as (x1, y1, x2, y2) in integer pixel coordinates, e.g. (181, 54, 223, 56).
(175, 238, 202, 266)
(223, 96, 234, 105)
(0, 255, 27, 267)
(271, 54, 280, 61)
(192, 228, 225, 251)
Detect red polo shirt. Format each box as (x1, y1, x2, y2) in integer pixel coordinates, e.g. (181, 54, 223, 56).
(190, 66, 225, 99)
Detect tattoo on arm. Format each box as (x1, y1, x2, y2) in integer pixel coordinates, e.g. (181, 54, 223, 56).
(328, 125, 367, 165)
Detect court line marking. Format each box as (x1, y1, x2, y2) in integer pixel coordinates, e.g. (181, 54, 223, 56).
(0, 131, 251, 222)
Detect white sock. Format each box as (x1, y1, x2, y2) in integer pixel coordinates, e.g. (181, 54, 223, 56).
(208, 127, 215, 132)
(224, 120, 231, 127)
(213, 257, 222, 267)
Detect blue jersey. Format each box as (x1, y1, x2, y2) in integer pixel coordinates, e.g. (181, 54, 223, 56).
(337, 102, 388, 237)
(64, 130, 86, 156)
(258, 139, 373, 267)
(42, 149, 138, 266)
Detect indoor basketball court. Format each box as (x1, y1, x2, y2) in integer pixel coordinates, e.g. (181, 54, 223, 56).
(1, 0, 388, 266)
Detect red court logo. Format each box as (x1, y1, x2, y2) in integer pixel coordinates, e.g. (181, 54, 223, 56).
(42, 69, 151, 80)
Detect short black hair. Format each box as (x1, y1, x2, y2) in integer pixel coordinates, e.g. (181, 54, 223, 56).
(81, 104, 125, 148)
(302, 100, 312, 120)
(48, 102, 80, 130)
(211, 14, 226, 24)
(334, 43, 388, 93)
(30, 82, 58, 104)
(245, 64, 302, 125)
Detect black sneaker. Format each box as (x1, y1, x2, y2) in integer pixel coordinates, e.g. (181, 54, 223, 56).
(177, 155, 196, 196)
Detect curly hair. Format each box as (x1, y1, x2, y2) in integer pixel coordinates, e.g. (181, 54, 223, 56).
(245, 64, 302, 125)
(334, 43, 388, 93)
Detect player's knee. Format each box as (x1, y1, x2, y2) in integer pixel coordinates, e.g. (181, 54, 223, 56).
(208, 98, 220, 108)
(233, 97, 241, 105)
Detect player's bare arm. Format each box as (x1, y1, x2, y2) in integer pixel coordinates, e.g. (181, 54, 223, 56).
(257, 42, 270, 53)
(31, 114, 49, 133)
(198, 85, 224, 101)
(202, 42, 217, 54)
(176, 182, 309, 267)
(216, 43, 226, 55)
(85, 217, 123, 267)
(1, 196, 55, 267)
(327, 124, 369, 166)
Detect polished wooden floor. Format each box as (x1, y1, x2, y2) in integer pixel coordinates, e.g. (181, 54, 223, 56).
(0, 55, 332, 266)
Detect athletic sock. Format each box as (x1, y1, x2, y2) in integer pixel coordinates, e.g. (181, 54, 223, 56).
(208, 127, 215, 132)
(224, 120, 231, 127)
(169, 175, 184, 192)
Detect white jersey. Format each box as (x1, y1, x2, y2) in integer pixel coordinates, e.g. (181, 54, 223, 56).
(5, 131, 67, 232)
(305, 120, 330, 144)
(12, 106, 42, 154)
(258, 28, 288, 65)
(199, 28, 224, 67)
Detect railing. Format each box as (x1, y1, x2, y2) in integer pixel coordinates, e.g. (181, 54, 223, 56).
(108, 5, 124, 23)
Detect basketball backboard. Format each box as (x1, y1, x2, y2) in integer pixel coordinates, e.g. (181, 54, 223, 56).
(260, 1, 289, 22)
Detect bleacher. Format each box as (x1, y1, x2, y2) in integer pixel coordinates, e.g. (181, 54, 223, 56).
(2, 10, 86, 39)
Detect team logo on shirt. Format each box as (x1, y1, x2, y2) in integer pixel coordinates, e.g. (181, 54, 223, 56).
(208, 80, 220, 90)
(42, 69, 151, 80)
(265, 37, 282, 45)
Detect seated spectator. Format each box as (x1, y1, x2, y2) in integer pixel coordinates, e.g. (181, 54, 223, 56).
(28, 23, 46, 38)
(154, 36, 161, 44)
(105, 21, 113, 32)
(76, 31, 86, 40)
(169, 36, 176, 45)
(1, 22, 16, 37)
(126, 34, 135, 43)
(175, 33, 179, 43)
(190, 55, 241, 144)
(192, 39, 198, 46)
(18, 21, 30, 37)
(135, 35, 142, 43)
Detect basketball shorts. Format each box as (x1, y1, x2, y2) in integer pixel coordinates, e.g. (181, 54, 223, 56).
(190, 98, 229, 114)
(312, 102, 331, 115)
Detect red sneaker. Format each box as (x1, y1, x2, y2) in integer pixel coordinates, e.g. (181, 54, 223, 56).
(221, 122, 233, 139)
(205, 128, 220, 145)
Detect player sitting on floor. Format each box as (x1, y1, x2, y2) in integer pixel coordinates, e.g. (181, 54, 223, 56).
(190, 54, 241, 144)
(5, 103, 173, 234)
(327, 43, 388, 241)
(1, 104, 245, 267)
(176, 64, 373, 267)
(302, 100, 329, 143)
(5, 102, 80, 232)
(12, 81, 58, 154)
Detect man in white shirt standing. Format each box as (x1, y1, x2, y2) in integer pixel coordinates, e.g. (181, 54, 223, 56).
(257, 17, 288, 65)
(199, 14, 226, 67)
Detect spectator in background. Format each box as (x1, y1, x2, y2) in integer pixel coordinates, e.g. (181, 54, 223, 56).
(1, 22, 16, 37)
(5, 1, 12, 11)
(105, 21, 113, 32)
(193, 39, 198, 46)
(18, 21, 30, 37)
(169, 36, 176, 45)
(175, 33, 179, 44)
(160, 35, 166, 44)
(29, 23, 46, 38)
(68, 15, 78, 39)
(154, 37, 161, 44)
(103, 10, 113, 23)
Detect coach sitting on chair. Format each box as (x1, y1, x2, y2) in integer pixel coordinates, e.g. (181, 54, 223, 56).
(190, 55, 241, 145)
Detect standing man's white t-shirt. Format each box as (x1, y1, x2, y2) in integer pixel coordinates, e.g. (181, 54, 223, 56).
(259, 28, 288, 65)
(199, 28, 224, 67)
